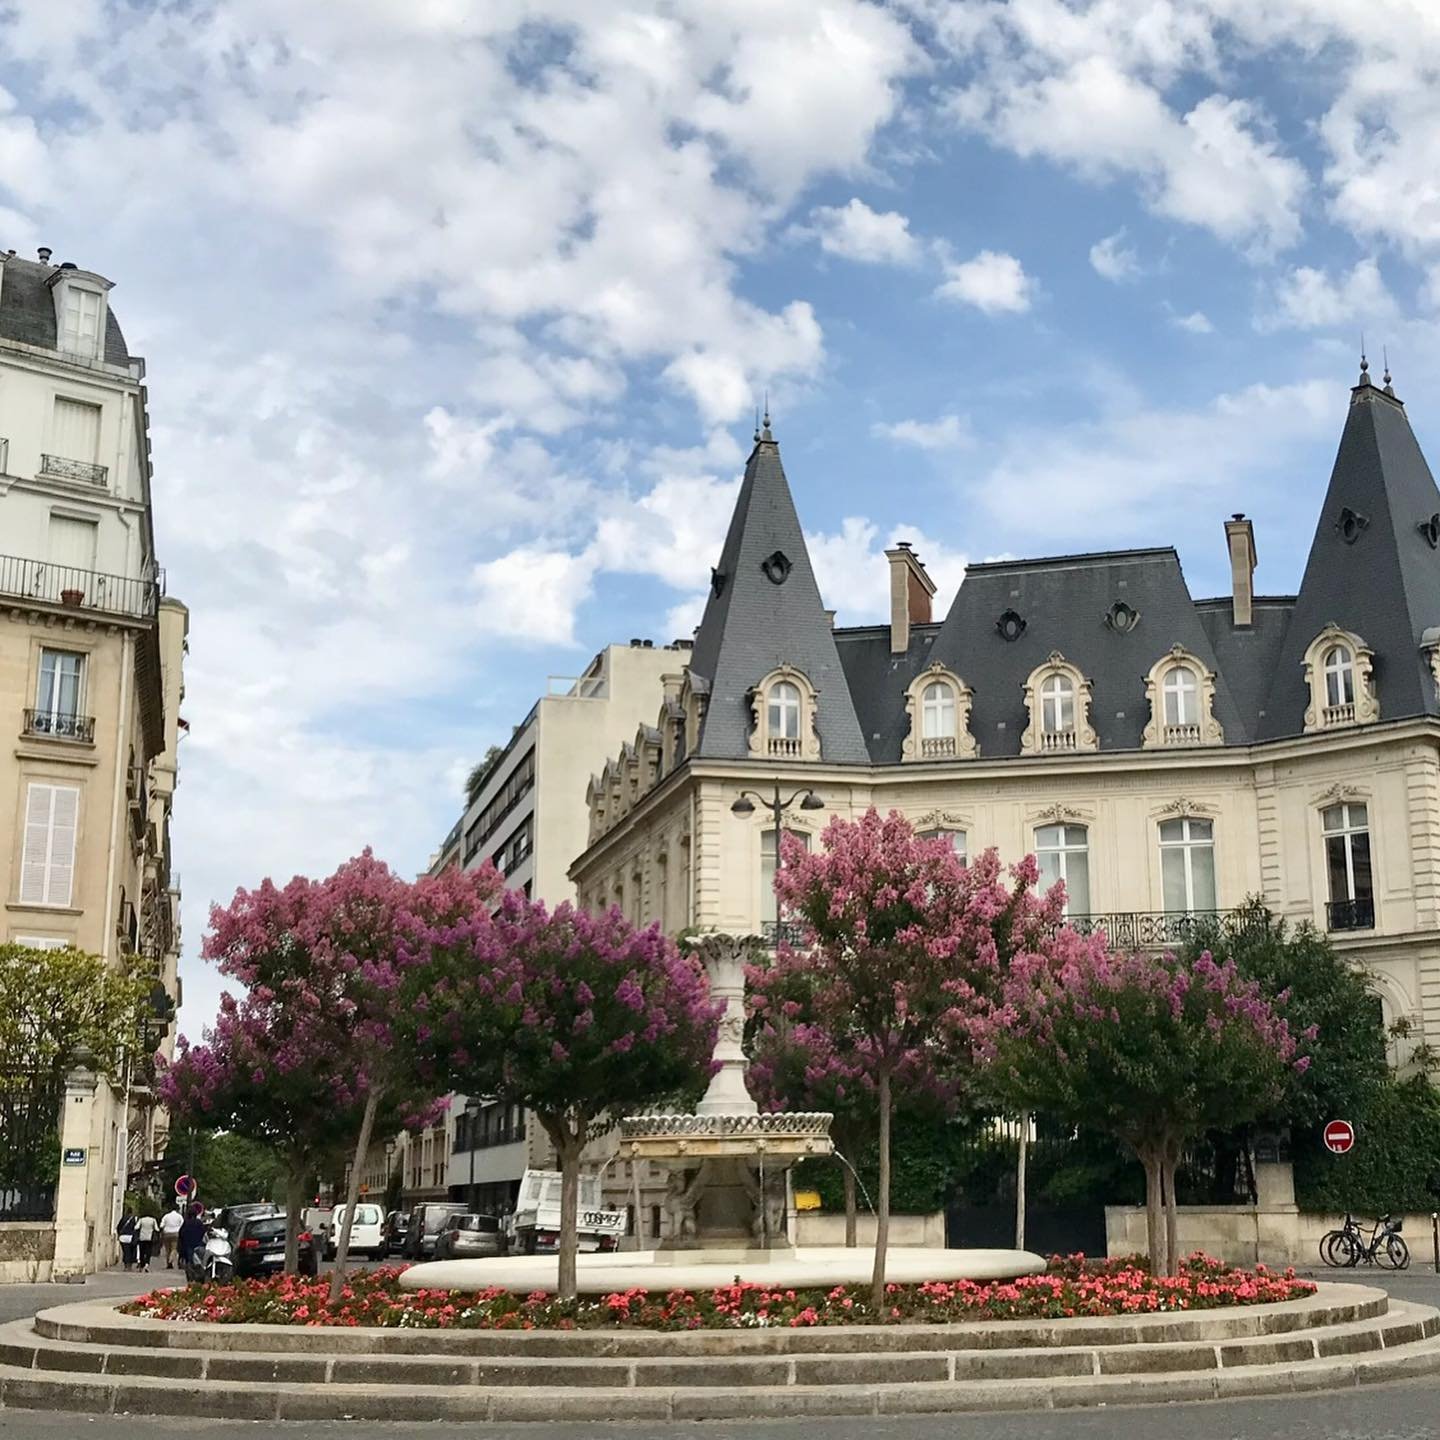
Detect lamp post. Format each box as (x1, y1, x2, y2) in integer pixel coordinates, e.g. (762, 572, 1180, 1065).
(730, 783, 824, 944)
(464, 1098, 482, 1214)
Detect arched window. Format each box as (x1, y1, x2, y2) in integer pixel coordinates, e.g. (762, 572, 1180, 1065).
(918, 828, 967, 866)
(1159, 817, 1216, 913)
(1322, 802, 1373, 931)
(1323, 646, 1356, 713)
(768, 681, 801, 742)
(1040, 673, 1075, 739)
(1036, 823, 1089, 916)
(922, 682, 955, 739)
(1162, 666, 1198, 729)
(903, 666, 975, 762)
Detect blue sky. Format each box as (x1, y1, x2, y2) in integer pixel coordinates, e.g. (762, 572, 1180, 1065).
(2, 1, 1439, 1027)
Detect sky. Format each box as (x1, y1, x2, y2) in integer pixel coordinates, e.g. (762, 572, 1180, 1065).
(3, 0, 1440, 1029)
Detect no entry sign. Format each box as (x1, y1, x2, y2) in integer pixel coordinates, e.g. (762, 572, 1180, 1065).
(1323, 1120, 1355, 1155)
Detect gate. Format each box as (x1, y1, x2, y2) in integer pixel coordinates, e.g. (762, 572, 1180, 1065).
(0, 1073, 62, 1221)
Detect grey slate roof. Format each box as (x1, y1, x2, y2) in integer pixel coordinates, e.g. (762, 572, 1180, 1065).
(1258, 372, 1440, 739)
(689, 427, 870, 763)
(691, 375, 1440, 764)
(0, 254, 130, 366)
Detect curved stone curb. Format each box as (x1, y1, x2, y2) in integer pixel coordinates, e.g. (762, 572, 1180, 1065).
(32, 1283, 1387, 1356)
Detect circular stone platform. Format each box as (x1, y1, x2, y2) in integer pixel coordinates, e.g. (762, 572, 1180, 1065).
(399, 1245, 1047, 1295)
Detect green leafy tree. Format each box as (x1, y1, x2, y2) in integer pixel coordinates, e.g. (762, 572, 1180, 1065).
(465, 745, 506, 806)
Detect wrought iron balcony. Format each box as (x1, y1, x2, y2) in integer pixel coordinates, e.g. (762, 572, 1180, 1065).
(39, 453, 108, 487)
(762, 919, 809, 947)
(0, 554, 159, 621)
(1066, 909, 1251, 949)
(23, 708, 94, 743)
(1326, 896, 1375, 932)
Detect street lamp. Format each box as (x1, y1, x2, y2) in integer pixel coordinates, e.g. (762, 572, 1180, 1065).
(730, 783, 824, 942)
(464, 1097, 482, 1215)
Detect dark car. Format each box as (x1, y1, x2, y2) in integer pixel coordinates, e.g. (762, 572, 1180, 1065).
(217, 1202, 280, 1237)
(232, 1213, 318, 1278)
(384, 1209, 410, 1257)
(401, 1202, 458, 1261)
(433, 1212, 508, 1261)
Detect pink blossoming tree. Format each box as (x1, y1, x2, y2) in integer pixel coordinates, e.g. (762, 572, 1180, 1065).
(411, 891, 721, 1299)
(984, 947, 1311, 1275)
(773, 810, 1065, 1307)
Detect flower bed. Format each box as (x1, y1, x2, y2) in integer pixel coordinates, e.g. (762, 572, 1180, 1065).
(123, 1254, 1315, 1331)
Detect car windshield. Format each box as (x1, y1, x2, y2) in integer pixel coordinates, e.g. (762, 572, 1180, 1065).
(242, 1218, 288, 1241)
(354, 1206, 381, 1225)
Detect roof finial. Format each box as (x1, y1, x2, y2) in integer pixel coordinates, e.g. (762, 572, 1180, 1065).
(753, 405, 760, 444)
(1383, 345, 1395, 395)
(1359, 333, 1370, 385)
(761, 390, 773, 442)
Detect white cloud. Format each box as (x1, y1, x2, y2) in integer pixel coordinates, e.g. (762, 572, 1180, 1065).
(872, 414, 971, 449)
(1171, 309, 1214, 334)
(808, 197, 921, 265)
(1089, 229, 1140, 282)
(936, 250, 1035, 313)
(805, 518, 968, 623)
(1260, 258, 1396, 332)
(471, 546, 599, 648)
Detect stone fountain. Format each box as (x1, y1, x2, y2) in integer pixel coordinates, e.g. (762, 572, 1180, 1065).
(401, 932, 1045, 1295)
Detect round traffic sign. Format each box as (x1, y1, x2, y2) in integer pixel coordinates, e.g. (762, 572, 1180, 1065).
(1323, 1120, 1355, 1155)
(175, 1174, 197, 1198)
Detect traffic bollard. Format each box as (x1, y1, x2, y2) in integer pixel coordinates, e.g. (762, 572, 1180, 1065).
(1432, 1212, 1438, 1274)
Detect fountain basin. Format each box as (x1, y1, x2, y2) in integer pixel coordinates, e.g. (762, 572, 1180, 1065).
(619, 1110, 833, 1160)
(398, 1245, 1047, 1296)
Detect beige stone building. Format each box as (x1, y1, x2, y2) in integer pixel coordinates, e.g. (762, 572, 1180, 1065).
(0, 249, 186, 1278)
(574, 373, 1440, 1075)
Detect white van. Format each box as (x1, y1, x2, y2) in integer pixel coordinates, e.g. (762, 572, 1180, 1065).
(323, 1202, 385, 1261)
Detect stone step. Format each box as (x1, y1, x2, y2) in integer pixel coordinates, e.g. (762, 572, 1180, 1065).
(2, 1329, 1440, 1422)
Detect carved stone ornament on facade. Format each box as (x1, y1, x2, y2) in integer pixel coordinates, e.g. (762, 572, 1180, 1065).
(1312, 782, 1368, 807)
(747, 664, 822, 761)
(913, 808, 970, 832)
(1140, 644, 1225, 749)
(901, 662, 978, 762)
(1031, 802, 1092, 824)
(1019, 652, 1099, 755)
(1302, 622, 1379, 732)
(1156, 796, 1218, 817)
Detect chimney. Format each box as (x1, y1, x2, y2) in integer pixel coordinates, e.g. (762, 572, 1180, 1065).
(36, 246, 51, 264)
(885, 540, 937, 654)
(1225, 514, 1257, 628)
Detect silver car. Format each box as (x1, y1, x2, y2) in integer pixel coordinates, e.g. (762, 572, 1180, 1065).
(432, 1212, 508, 1260)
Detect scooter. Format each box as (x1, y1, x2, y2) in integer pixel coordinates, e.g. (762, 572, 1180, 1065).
(185, 1225, 234, 1284)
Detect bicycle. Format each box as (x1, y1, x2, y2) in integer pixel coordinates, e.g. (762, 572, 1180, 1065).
(1320, 1212, 1409, 1269)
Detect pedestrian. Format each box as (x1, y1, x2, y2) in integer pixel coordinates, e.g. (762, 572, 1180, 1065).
(116, 1208, 138, 1271)
(178, 1202, 206, 1277)
(134, 1210, 158, 1272)
(159, 1204, 183, 1267)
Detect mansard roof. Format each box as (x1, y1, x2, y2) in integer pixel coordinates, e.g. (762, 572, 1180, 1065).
(0, 253, 130, 365)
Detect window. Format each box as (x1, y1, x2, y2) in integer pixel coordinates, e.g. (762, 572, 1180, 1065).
(768, 682, 800, 741)
(19, 783, 79, 907)
(1323, 646, 1355, 711)
(919, 828, 967, 866)
(1159, 818, 1216, 913)
(656, 853, 669, 933)
(60, 287, 103, 358)
(13, 936, 68, 951)
(1036, 823, 1089, 916)
(761, 828, 810, 935)
(1040, 674, 1074, 736)
(1323, 802, 1374, 930)
(1303, 626, 1376, 732)
(51, 397, 101, 462)
(48, 515, 98, 572)
(36, 649, 83, 721)
(921, 682, 955, 740)
(1162, 667, 1198, 728)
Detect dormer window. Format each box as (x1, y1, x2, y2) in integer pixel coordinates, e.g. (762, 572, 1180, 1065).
(1303, 625, 1378, 732)
(902, 664, 976, 761)
(749, 665, 821, 761)
(47, 267, 113, 363)
(1021, 653, 1097, 755)
(1142, 645, 1223, 749)
(1162, 666, 1197, 729)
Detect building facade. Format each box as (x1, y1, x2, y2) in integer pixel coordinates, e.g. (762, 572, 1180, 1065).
(0, 249, 186, 1278)
(574, 373, 1440, 1076)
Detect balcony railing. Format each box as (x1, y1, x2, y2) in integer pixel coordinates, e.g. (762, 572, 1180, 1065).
(768, 736, 803, 758)
(22, 708, 95, 743)
(1162, 723, 1203, 745)
(1322, 702, 1356, 726)
(1039, 728, 1078, 752)
(1327, 896, 1375, 932)
(0, 437, 8, 473)
(39, 454, 108, 488)
(921, 736, 957, 759)
(1066, 909, 1252, 949)
(762, 919, 809, 947)
(0, 554, 160, 621)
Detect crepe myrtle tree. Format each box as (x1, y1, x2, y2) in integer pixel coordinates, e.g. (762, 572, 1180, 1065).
(410, 892, 721, 1300)
(773, 810, 1066, 1309)
(984, 947, 1311, 1275)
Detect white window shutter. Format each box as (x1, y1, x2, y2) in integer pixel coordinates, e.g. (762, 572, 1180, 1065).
(18, 783, 79, 907)
(52, 398, 101, 462)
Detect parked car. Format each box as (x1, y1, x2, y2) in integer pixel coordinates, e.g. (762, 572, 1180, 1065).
(232, 1213, 318, 1278)
(402, 1202, 459, 1261)
(433, 1212, 508, 1261)
(384, 1210, 410, 1257)
(322, 1202, 385, 1261)
(217, 1202, 279, 1237)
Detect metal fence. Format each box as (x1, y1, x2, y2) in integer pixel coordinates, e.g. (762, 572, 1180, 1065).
(0, 1074, 63, 1221)
(0, 553, 160, 622)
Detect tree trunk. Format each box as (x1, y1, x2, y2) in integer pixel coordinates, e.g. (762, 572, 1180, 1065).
(1141, 1149, 1165, 1276)
(284, 1164, 306, 1275)
(328, 1087, 381, 1307)
(1015, 1113, 1029, 1252)
(1161, 1144, 1180, 1280)
(555, 1126, 582, 1302)
(842, 1164, 857, 1249)
(869, 1068, 892, 1312)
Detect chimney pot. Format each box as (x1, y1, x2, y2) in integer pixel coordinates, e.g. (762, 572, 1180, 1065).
(885, 543, 938, 654)
(1224, 515, 1257, 628)
(36, 246, 51, 263)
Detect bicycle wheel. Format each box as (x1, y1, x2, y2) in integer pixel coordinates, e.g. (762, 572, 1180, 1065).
(1319, 1230, 1347, 1266)
(1380, 1234, 1410, 1270)
(1332, 1231, 1362, 1267)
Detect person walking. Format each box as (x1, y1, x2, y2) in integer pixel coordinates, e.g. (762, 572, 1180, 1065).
(116, 1209, 138, 1271)
(134, 1211, 158, 1272)
(178, 1202, 206, 1277)
(159, 1204, 183, 1267)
